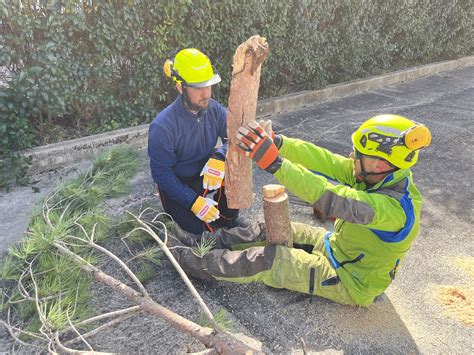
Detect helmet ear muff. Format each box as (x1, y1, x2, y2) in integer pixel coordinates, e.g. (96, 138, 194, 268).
(163, 58, 186, 85)
(403, 124, 431, 150)
(163, 59, 173, 79)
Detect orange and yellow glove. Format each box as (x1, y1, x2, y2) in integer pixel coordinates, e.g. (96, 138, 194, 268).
(191, 196, 220, 223)
(200, 157, 225, 190)
(236, 121, 280, 170)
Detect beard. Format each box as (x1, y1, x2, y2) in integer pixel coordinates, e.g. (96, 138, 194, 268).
(184, 96, 210, 111)
(195, 98, 210, 110)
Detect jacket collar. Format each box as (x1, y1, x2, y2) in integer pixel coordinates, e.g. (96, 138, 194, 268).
(367, 168, 411, 192)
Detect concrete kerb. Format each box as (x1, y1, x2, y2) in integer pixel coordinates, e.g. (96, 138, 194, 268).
(24, 55, 474, 175)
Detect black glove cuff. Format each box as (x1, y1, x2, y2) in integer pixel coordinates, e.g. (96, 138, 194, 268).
(210, 150, 225, 161)
(265, 156, 283, 174)
(274, 135, 283, 149)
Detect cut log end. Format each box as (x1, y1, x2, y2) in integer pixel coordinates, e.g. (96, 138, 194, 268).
(262, 184, 292, 247)
(263, 184, 286, 198)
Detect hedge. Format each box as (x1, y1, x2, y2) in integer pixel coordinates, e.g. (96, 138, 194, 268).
(1, 0, 473, 187)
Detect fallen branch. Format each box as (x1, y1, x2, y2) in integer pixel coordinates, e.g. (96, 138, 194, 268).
(1, 147, 263, 353)
(127, 210, 219, 330)
(54, 242, 262, 354)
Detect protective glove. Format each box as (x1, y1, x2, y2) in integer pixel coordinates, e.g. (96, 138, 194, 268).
(258, 119, 274, 139)
(258, 119, 282, 149)
(191, 196, 220, 223)
(200, 156, 225, 190)
(236, 121, 280, 170)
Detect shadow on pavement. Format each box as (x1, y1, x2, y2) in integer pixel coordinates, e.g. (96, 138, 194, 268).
(193, 278, 419, 353)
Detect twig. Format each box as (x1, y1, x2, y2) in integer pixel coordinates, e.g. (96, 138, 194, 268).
(65, 310, 93, 351)
(68, 234, 149, 297)
(17, 269, 31, 299)
(13, 268, 67, 303)
(125, 248, 153, 263)
(300, 337, 308, 355)
(27, 260, 48, 328)
(0, 319, 47, 349)
(120, 237, 135, 258)
(128, 211, 220, 331)
(62, 306, 140, 332)
(151, 211, 173, 223)
(53, 331, 89, 354)
(65, 310, 141, 347)
(42, 191, 58, 228)
(27, 260, 54, 349)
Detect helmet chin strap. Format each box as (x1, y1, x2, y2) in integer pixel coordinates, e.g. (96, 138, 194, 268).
(357, 158, 398, 183)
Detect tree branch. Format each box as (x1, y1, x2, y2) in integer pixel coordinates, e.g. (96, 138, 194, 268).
(68, 233, 149, 297)
(128, 212, 220, 331)
(53, 242, 262, 353)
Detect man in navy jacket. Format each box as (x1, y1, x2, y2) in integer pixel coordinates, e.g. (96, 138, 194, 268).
(148, 48, 239, 235)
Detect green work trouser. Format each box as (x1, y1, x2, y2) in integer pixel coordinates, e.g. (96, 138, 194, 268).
(173, 222, 357, 305)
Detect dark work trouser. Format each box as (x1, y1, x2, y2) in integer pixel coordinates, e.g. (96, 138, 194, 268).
(157, 175, 239, 235)
(172, 222, 357, 305)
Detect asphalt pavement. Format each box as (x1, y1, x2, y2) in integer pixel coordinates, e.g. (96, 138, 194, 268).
(0, 66, 473, 353)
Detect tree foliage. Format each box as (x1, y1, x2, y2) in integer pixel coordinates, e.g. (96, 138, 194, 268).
(0, 147, 140, 338)
(0, 146, 246, 352)
(1, 0, 473, 187)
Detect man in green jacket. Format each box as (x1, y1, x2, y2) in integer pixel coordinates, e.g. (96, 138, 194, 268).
(171, 114, 432, 306)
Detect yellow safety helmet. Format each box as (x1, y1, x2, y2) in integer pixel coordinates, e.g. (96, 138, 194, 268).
(163, 48, 221, 88)
(352, 114, 432, 169)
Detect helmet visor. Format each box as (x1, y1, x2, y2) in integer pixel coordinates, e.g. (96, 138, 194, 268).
(185, 74, 221, 88)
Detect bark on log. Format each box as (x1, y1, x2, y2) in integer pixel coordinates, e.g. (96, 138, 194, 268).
(262, 185, 292, 247)
(226, 35, 269, 209)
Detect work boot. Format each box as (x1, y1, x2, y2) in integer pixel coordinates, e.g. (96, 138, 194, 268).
(227, 215, 252, 229)
(211, 221, 266, 249)
(211, 215, 251, 230)
(168, 222, 201, 247)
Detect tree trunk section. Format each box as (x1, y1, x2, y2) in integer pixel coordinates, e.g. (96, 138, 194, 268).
(225, 35, 269, 209)
(262, 185, 292, 247)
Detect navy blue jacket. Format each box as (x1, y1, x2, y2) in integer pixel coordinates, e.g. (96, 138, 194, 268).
(148, 95, 227, 208)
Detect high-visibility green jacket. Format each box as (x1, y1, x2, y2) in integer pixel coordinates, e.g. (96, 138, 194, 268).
(274, 136, 422, 306)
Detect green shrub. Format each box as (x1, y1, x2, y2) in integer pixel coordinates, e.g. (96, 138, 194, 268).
(1, 0, 472, 187)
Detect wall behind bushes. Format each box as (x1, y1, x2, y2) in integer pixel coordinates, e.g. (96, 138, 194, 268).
(1, 0, 473, 187)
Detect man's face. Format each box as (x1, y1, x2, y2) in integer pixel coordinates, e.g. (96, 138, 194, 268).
(349, 149, 381, 183)
(178, 84, 212, 111)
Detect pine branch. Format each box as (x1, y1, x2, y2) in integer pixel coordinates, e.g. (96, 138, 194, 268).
(67, 234, 149, 297)
(54, 242, 262, 353)
(127, 211, 220, 331)
(1, 147, 262, 353)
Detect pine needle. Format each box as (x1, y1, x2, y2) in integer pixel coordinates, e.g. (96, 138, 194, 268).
(199, 308, 234, 332)
(193, 232, 216, 257)
(135, 262, 155, 284)
(1, 146, 141, 343)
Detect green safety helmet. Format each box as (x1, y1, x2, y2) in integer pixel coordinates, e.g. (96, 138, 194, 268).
(163, 48, 221, 88)
(352, 114, 432, 169)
